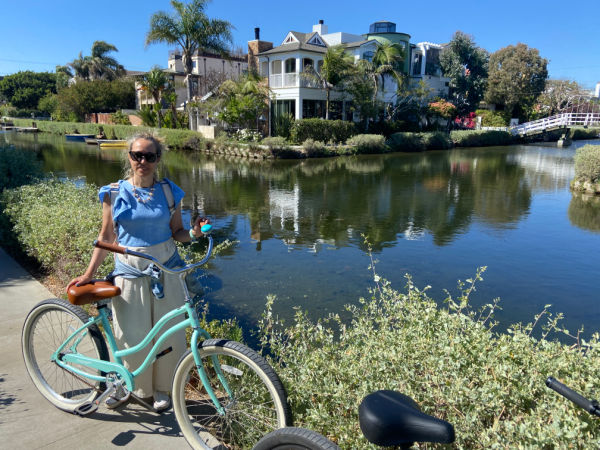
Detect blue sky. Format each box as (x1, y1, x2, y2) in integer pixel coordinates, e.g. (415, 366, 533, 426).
(1, 0, 599, 89)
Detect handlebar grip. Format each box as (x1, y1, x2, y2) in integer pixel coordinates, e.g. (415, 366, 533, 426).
(94, 240, 127, 254)
(546, 377, 600, 415)
(200, 224, 213, 234)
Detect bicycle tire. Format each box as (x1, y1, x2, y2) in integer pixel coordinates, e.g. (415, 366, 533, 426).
(253, 427, 340, 450)
(172, 338, 292, 449)
(22, 298, 109, 412)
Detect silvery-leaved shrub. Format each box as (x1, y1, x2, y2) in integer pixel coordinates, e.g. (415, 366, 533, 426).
(574, 144, 600, 183)
(259, 254, 600, 447)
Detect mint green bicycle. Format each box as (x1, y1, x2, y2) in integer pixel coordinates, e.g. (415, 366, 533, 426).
(21, 232, 292, 449)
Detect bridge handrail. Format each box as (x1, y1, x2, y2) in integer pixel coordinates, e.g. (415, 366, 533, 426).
(509, 112, 600, 136)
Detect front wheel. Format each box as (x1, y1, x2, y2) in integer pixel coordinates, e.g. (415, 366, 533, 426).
(253, 427, 340, 450)
(21, 298, 109, 412)
(172, 339, 292, 449)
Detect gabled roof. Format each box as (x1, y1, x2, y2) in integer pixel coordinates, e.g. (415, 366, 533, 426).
(259, 41, 329, 56)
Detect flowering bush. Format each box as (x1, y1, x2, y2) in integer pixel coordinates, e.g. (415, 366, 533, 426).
(428, 99, 457, 119)
(233, 128, 262, 143)
(455, 111, 476, 129)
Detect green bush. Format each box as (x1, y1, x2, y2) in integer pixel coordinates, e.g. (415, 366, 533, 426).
(302, 139, 329, 157)
(261, 136, 302, 158)
(573, 144, 600, 183)
(451, 130, 515, 147)
(10, 119, 206, 151)
(273, 113, 295, 139)
(290, 119, 356, 144)
(260, 267, 600, 448)
(386, 132, 426, 152)
(421, 131, 454, 150)
(346, 134, 387, 154)
(476, 109, 508, 127)
(570, 127, 600, 140)
(0, 146, 43, 192)
(110, 110, 131, 125)
(1, 179, 112, 284)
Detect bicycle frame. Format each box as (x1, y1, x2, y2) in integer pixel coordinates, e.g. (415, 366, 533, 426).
(51, 235, 233, 415)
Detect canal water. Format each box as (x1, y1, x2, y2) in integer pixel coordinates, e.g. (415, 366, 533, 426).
(3, 132, 599, 339)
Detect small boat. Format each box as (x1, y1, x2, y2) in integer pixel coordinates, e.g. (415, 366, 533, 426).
(98, 139, 128, 149)
(84, 138, 99, 145)
(65, 133, 95, 142)
(16, 127, 39, 133)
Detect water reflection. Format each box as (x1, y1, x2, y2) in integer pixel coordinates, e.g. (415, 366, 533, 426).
(569, 192, 600, 233)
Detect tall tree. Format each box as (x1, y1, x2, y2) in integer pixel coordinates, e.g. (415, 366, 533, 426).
(485, 43, 548, 120)
(138, 66, 169, 128)
(370, 42, 405, 97)
(68, 41, 125, 81)
(0, 71, 56, 109)
(301, 44, 354, 119)
(536, 79, 586, 116)
(214, 72, 270, 129)
(146, 0, 233, 103)
(55, 65, 73, 90)
(440, 31, 489, 116)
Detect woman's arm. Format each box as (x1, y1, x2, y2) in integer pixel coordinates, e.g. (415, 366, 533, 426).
(170, 204, 209, 243)
(66, 197, 116, 290)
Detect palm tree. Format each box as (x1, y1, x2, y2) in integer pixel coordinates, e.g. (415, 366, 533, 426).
(358, 42, 405, 103)
(68, 41, 124, 81)
(301, 45, 354, 119)
(138, 66, 169, 128)
(146, 0, 233, 103)
(88, 41, 125, 80)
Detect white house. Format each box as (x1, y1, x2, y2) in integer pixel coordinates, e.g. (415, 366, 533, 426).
(251, 20, 449, 124)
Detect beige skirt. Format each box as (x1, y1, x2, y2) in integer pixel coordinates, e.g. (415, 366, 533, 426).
(112, 238, 187, 398)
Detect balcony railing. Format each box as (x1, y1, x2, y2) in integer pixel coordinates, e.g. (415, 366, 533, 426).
(270, 73, 322, 88)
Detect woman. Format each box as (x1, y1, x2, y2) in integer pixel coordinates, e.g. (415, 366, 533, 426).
(67, 132, 208, 411)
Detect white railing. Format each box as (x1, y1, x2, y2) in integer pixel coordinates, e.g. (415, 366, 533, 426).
(269, 73, 300, 88)
(270, 74, 282, 88)
(510, 113, 600, 136)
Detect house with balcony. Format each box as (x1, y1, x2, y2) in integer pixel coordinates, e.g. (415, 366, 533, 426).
(136, 50, 248, 110)
(249, 20, 449, 125)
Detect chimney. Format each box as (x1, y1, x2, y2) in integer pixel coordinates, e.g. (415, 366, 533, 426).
(247, 27, 273, 74)
(254, 27, 260, 40)
(312, 19, 328, 35)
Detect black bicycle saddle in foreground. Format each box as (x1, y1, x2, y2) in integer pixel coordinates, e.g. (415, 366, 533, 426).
(359, 390, 455, 447)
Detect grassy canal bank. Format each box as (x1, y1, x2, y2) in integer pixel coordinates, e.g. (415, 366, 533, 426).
(11, 118, 598, 158)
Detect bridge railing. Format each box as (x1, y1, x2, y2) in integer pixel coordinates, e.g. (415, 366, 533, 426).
(510, 113, 600, 136)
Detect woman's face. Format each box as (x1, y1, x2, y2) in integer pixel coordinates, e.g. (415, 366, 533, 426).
(128, 138, 160, 178)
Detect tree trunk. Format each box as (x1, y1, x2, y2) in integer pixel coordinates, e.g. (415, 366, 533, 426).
(325, 88, 330, 120)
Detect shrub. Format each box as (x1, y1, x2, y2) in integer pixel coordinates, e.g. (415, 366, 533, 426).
(386, 132, 426, 152)
(273, 113, 295, 139)
(261, 136, 301, 158)
(450, 130, 514, 147)
(0, 146, 43, 192)
(346, 134, 387, 154)
(260, 267, 600, 448)
(1, 179, 112, 284)
(421, 131, 453, 150)
(573, 144, 600, 183)
(290, 119, 356, 144)
(302, 139, 329, 157)
(110, 110, 131, 125)
(570, 127, 600, 140)
(476, 109, 509, 127)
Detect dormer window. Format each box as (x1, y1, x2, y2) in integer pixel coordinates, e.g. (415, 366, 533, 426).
(285, 36, 294, 44)
(282, 32, 299, 45)
(307, 34, 326, 47)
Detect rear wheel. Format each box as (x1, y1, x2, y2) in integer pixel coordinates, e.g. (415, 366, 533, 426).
(22, 298, 109, 412)
(172, 339, 292, 449)
(253, 427, 340, 450)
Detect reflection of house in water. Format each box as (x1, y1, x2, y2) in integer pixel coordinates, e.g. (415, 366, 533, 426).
(507, 151, 574, 190)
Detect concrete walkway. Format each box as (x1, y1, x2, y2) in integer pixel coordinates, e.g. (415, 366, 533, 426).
(0, 248, 189, 449)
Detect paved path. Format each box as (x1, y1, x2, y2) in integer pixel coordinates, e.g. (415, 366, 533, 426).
(0, 248, 189, 449)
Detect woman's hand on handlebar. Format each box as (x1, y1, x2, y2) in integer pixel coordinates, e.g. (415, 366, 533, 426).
(191, 216, 211, 238)
(66, 274, 93, 292)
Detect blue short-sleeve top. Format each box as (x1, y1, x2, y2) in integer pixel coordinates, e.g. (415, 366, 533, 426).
(98, 178, 185, 247)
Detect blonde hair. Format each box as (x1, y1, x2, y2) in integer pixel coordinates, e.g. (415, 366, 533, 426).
(121, 132, 167, 181)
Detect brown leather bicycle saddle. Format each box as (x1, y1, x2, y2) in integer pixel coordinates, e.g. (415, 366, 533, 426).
(67, 280, 121, 305)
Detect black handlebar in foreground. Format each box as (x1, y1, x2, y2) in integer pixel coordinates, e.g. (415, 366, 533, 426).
(546, 377, 600, 417)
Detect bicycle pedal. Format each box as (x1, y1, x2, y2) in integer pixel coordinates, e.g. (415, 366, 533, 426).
(73, 402, 98, 416)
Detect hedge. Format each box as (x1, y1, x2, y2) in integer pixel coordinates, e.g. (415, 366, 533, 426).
(290, 119, 356, 144)
(11, 119, 205, 151)
(450, 130, 515, 147)
(570, 127, 600, 140)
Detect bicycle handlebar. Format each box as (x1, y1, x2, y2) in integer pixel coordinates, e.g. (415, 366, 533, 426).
(94, 232, 214, 275)
(546, 377, 600, 417)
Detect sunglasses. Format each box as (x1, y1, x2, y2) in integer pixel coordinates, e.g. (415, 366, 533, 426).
(129, 151, 159, 163)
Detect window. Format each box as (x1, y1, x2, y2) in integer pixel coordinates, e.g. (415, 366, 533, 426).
(317, 60, 324, 73)
(425, 48, 441, 76)
(329, 101, 343, 120)
(412, 52, 422, 76)
(369, 22, 396, 34)
(363, 51, 374, 62)
(285, 58, 296, 74)
(302, 100, 326, 119)
(303, 58, 314, 71)
(261, 61, 268, 76)
(272, 60, 282, 74)
(273, 99, 296, 119)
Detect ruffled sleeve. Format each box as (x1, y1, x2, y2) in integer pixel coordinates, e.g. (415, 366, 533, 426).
(163, 178, 185, 206)
(98, 180, 131, 223)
